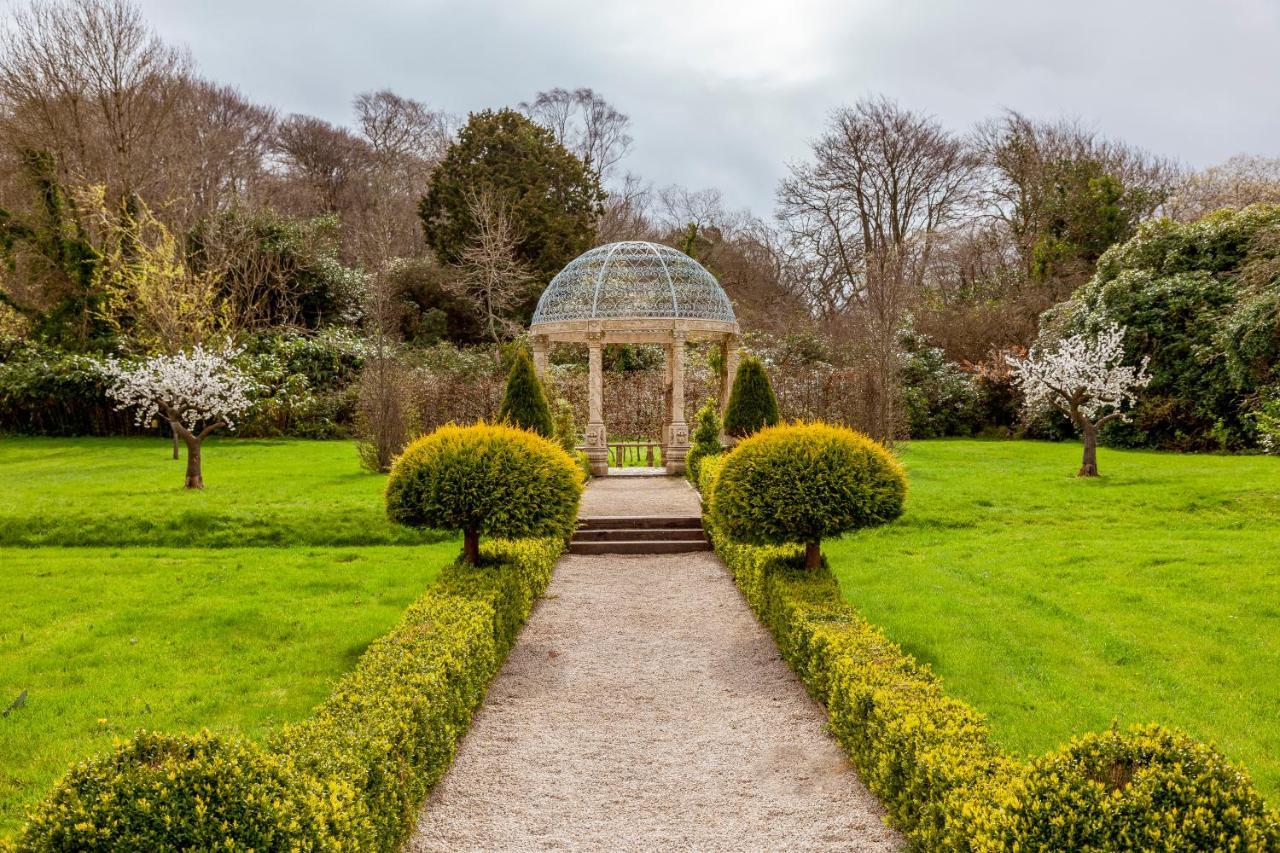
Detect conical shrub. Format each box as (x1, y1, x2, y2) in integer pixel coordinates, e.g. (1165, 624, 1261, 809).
(723, 355, 780, 438)
(685, 399, 722, 483)
(498, 346, 554, 437)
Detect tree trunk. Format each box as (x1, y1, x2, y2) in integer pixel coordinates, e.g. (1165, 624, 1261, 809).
(183, 437, 204, 489)
(1079, 423, 1099, 477)
(170, 422, 180, 460)
(462, 528, 481, 565)
(804, 541, 823, 570)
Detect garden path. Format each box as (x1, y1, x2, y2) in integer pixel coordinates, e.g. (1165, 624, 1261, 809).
(408, 477, 901, 852)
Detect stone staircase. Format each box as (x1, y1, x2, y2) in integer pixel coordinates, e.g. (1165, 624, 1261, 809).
(569, 515, 710, 555)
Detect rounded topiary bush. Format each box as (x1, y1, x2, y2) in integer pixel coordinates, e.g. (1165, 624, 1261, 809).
(386, 422, 584, 564)
(965, 724, 1280, 851)
(16, 730, 355, 851)
(712, 422, 906, 568)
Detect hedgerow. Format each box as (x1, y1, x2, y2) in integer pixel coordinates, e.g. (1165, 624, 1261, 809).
(696, 455, 1280, 851)
(12, 536, 562, 852)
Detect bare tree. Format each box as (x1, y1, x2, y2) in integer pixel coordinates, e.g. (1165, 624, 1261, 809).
(596, 173, 655, 243)
(0, 0, 191, 205)
(450, 187, 531, 344)
(1169, 154, 1280, 221)
(161, 79, 275, 230)
(777, 96, 977, 440)
(521, 87, 632, 182)
(351, 89, 453, 257)
(270, 113, 373, 217)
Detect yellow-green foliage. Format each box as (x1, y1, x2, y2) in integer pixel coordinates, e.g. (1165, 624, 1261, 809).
(711, 422, 907, 548)
(696, 459, 1280, 851)
(14, 537, 562, 852)
(13, 730, 356, 851)
(386, 422, 584, 541)
(963, 725, 1280, 851)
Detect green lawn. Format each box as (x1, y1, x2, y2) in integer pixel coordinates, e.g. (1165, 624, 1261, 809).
(0, 438, 461, 837)
(826, 439, 1280, 800)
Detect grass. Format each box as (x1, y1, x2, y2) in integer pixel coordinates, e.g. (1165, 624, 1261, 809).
(606, 438, 663, 468)
(826, 439, 1280, 800)
(0, 437, 461, 837)
(0, 437, 446, 547)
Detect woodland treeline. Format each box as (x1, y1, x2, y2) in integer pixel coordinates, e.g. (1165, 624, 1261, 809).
(1, 0, 1278, 452)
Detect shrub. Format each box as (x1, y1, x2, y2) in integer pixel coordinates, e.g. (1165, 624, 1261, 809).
(497, 346, 554, 437)
(14, 730, 353, 851)
(722, 354, 779, 437)
(712, 422, 906, 569)
(899, 339, 983, 439)
(964, 725, 1280, 851)
(386, 423, 583, 564)
(551, 396, 578, 453)
(684, 399, 722, 484)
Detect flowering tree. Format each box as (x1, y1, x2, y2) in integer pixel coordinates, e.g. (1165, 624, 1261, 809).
(105, 346, 254, 489)
(1009, 325, 1151, 476)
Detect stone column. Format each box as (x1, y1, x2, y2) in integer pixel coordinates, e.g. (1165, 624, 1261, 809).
(531, 334, 549, 383)
(665, 330, 690, 475)
(661, 343, 674, 461)
(584, 336, 608, 476)
(719, 335, 740, 444)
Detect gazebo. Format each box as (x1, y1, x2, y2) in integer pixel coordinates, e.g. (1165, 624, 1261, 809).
(529, 241, 741, 476)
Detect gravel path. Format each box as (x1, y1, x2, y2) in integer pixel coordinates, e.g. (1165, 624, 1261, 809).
(407, 549, 901, 851)
(577, 475, 702, 517)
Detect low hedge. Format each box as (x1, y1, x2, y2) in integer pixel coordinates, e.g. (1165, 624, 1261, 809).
(12, 536, 561, 851)
(696, 456, 1280, 851)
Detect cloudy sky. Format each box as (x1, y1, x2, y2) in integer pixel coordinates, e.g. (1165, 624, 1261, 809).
(138, 0, 1280, 216)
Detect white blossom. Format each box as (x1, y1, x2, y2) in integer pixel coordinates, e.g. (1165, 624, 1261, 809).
(1007, 324, 1151, 424)
(104, 345, 254, 433)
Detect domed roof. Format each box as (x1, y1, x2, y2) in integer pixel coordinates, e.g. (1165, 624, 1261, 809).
(531, 241, 736, 326)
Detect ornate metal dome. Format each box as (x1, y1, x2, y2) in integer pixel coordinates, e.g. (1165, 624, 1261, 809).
(531, 241, 736, 325)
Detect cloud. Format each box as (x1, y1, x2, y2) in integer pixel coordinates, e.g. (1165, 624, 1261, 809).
(138, 0, 1280, 216)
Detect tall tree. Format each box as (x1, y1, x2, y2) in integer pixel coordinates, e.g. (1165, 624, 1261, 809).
(0, 0, 191, 207)
(520, 87, 632, 184)
(777, 96, 977, 440)
(419, 108, 603, 319)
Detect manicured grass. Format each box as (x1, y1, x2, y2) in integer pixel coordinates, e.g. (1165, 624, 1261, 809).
(0, 438, 462, 837)
(0, 438, 447, 547)
(826, 439, 1280, 800)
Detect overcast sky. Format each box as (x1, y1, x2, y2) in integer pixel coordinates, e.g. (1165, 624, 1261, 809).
(137, 0, 1280, 216)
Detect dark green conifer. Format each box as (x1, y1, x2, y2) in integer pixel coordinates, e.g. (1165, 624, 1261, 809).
(498, 346, 554, 437)
(722, 355, 780, 438)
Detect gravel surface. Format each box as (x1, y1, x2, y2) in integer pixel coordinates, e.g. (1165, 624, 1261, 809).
(407, 550, 902, 851)
(577, 475, 702, 517)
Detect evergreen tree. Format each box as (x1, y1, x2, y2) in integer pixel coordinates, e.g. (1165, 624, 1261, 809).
(685, 399, 722, 483)
(723, 355, 780, 437)
(498, 346, 554, 437)
(419, 109, 604, 322)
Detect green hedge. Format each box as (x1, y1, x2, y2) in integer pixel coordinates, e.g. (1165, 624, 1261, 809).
(12, 537, 561, 851)
(695, 459, 1280, 851)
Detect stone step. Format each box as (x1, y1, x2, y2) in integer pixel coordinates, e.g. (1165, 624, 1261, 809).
(572, 527, 707, 543)
(577, 515, 703, 531)
(568, 539, 713, 556)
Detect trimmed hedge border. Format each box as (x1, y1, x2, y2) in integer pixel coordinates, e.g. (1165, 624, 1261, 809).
(10, 536, 561, 852)
(697, 453, 1280, 852)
